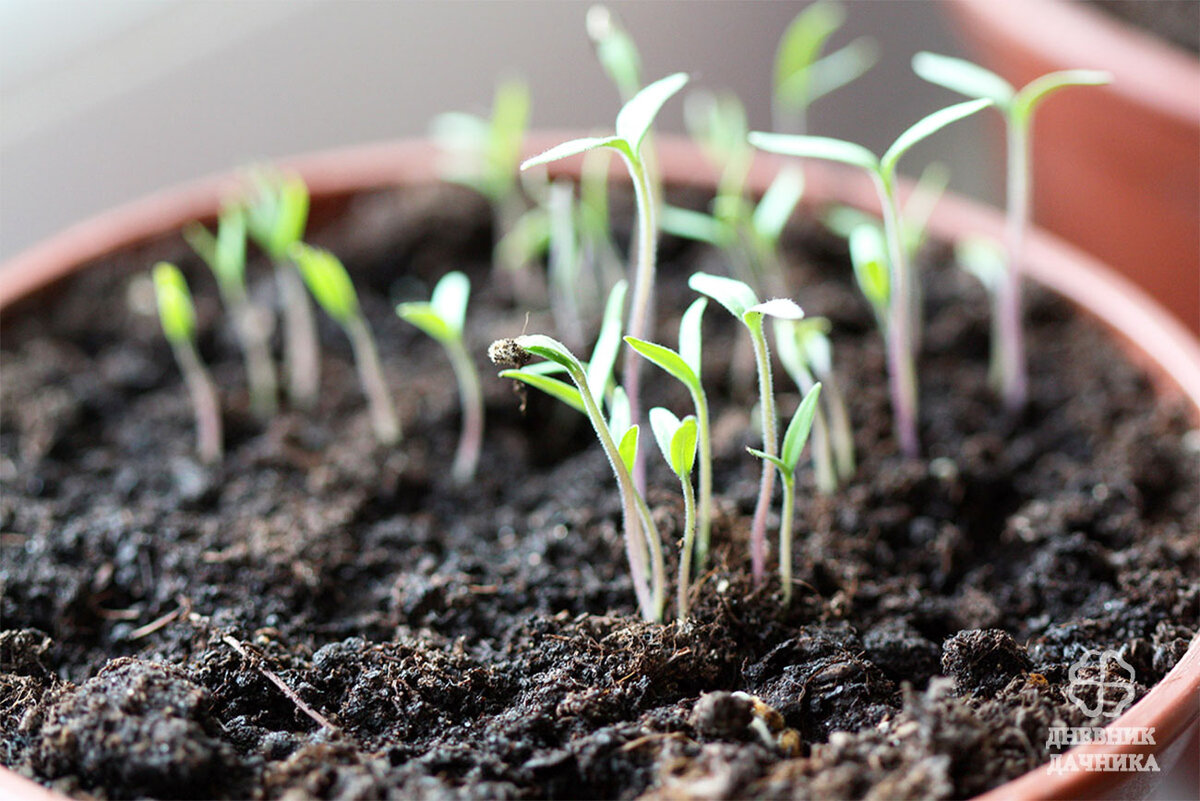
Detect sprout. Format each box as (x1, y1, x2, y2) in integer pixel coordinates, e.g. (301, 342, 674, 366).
(773, 0, 878, 134)
(747, 383, 821, 604)
(848, 223, 890, 334)
(625, 296, 714, 571)
(288, 243, 399, 446)
(184, 205, 278, 419)
(775, 317, 854, 492)
(750, 97, 993, 458)
(396, 272, 482, 484)
(432, 79, 537, 298)
(912, 52, 1111, 412)
(689, 272, 804, 584)
(586, 5, 642, 102)
(648, 407, 699, 621)
(492, 330, 666, 623)
(522, 71, 689, 488)
(955, 235, 1008, 392)
(243, 170, 319, 411)
(151, 262, 222, 464)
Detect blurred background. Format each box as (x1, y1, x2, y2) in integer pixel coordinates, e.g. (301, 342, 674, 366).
(0, 0, 993, 263)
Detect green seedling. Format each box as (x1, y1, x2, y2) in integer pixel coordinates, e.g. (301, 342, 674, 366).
(289, 243, 399, 446)
(773, 0, 878, 134)
(747, 383, 821, 604)
(152, 262, 222, 464)
(775, 317, 854, 493)
(750, 97, 993, 458)
(243, 170, 319, 411)
(955, 235, 1008, 391)
(586, 5, 642, 102)
(648, 407, 699, 621)
(396, 272, 481, 484)
(432, 79, 537, 296)
(522, 71, 689, 487)
(912, 52, 1110, 412)
(689, 272, 804, 584)
(491, 330, 666, 623)
(666, 89, 804, 297)
(625, 296, 714, 570)
(184, 205, 278, 419)
(848, 223, 890, 334)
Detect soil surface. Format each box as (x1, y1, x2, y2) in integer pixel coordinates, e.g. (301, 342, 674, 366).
(2, 183, 1197, 800)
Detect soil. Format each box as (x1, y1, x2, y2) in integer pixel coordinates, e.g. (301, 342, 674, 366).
(2, 182, 1197, 800)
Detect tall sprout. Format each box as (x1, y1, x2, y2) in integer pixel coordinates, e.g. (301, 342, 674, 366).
(750, 98, 993, 458)
(912, 52, 1111, 411)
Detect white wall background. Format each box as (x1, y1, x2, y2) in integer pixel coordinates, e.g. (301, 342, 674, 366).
(0, 0, 996, 262)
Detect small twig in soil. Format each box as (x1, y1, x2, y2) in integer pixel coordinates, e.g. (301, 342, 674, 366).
(129, 597, 192, 640)
(620, 732, 689, 752)
(219, 634, 338, 733)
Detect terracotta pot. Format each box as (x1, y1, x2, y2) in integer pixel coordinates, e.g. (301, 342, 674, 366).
(2, 136, 1198, 800)
(946, 0, 1200, 338)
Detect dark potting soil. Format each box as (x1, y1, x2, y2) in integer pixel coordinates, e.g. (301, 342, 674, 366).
(1, 182, 1197, 800)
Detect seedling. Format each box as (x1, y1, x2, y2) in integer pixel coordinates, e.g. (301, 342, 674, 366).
(625, 296, 714, 570)
(955, 235, 1007, 391)
(243, 170, 319, 411)
(648, 407, 699, 621)
(689, 272, 804, 584)
(748, 383, 821, 604)
(151, 262, 222, 464)
(912, 52, 1111, 411)
(665, 89, 805, 297)
(396, 272, 482, 484)
(773, 0, 877, 134)
(432, 79, 538, 296)
(491, 331, 666, 623)
(184, 205, 278, 419)
(775, 317, 854, 492)
(750, 97, 993, 458)
(586, 5, 642, 102)
(847, 223, 890, 334)
(288, 243, 399, 446)
(522, 71, 689, 487)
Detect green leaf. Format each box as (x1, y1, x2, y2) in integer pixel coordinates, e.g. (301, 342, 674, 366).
(431, 271, 470, 338)
(849, 224, 890, 312)
(794, 317, 834, 376)
(880, 98, 992, 181)
(911, 51, 1015, 107)
(781, 383, 822, 470)
(1013, 69, 1111, 124)
(275, 176, 310, 255)
(609, 385, 632, 439)
(588, 279, 628, 401)
(774, 0, 844, 111)
(678, 297, 707, 379)
(649, 406, 681, 472)
(182, 223, 218, 275)
(614, 72, 689, 156)
(689, 272, 759, 319)
(748, 132, 879, 174)
(625, 337, 700, 396)
(396, 302, 453, 343)
(290, 243, 359, 325)
(805, 37, 879, 105)
(746, 297, 805, 323)
(245, 170, 310, 261)
(499, 368, 586, 414)
(752, 167, 804, 244)
(521, 136, 624, 171)
(747, 447, 791, 478)
(214, 205, 247, 286)
(487, 79, 531, 181)
(496, 207, 551, 270)
(685, 89, 749, 166)
(660, 205, 733, 247)
(956, 235, 1007, 294)
(587, 5, 642, 99)
(618, 424, 640, 474)
(516, 334, 584, 375)
(673, 415, 698, 477)
(152, 262, 196, 344)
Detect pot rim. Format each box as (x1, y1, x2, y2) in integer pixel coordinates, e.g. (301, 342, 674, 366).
(949, 0, 1200, 127)
(1, 134, 1197, 801)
